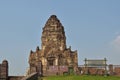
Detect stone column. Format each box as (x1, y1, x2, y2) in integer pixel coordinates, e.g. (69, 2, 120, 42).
(55, 58, 58, 65)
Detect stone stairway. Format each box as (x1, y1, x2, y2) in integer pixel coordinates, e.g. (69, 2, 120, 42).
(21, 72, 38, 80)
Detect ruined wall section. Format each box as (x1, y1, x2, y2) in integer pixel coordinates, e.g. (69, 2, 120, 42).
(0, 60, 8, 80)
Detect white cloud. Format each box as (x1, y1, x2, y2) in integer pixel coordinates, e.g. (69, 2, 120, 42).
(111, 35, 120, 52)
(107, 35, 120, 65)
(113, 35, 120, 46)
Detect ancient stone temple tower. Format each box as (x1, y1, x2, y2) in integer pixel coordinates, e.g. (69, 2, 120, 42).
(28, 15, 78, 76)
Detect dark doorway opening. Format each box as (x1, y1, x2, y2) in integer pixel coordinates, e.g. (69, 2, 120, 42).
(47, 57, 55, 66)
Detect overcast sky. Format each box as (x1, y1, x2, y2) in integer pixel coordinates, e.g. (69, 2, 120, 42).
(0, 0, 120, 76)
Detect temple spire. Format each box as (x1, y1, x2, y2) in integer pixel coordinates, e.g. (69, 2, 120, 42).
(41, 15, 66, 51)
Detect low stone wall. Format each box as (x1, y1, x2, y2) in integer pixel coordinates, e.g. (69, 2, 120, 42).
(78, 65, 120, 76)
(88, 68, 104, 75)
(79, 67, 105, 75)
(114, 67, 120, 76)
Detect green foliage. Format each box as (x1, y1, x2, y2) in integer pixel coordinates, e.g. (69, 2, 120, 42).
(40, 75, 120, 80)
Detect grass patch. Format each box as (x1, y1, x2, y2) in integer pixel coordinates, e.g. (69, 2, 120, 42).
(40, 75, 120, 80)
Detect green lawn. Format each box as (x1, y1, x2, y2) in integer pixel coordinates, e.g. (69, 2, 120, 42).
(40, 75, 120, 80)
